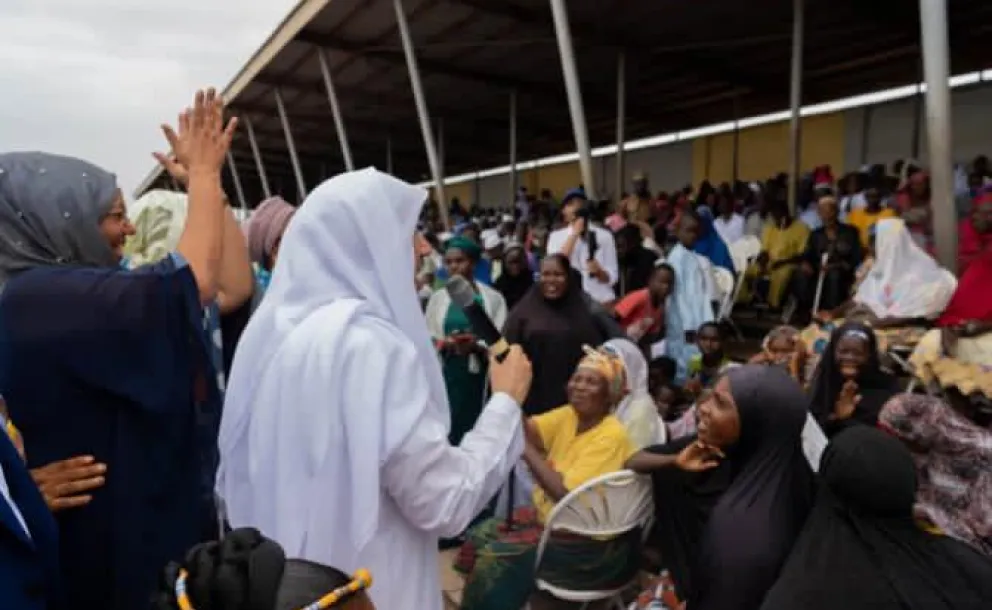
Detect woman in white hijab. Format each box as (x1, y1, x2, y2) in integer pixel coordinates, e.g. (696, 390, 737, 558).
(851, 218, 956, 325)
(217, 168, 532, 610)
(604, 338, 666, 449)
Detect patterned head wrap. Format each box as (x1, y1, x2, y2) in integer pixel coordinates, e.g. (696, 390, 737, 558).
(577, 345, 628, 406)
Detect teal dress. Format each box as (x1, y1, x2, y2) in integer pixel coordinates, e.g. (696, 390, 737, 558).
(442, 293, 490, 446)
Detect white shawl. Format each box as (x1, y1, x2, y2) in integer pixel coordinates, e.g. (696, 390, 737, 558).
(854, 218, 956, 320)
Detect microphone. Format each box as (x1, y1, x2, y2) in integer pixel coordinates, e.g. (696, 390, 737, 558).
(445, 276, 510, 362)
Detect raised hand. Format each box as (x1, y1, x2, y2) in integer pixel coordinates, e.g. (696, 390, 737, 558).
(184, 88, 238, 175)
(832, 379, 861, 421)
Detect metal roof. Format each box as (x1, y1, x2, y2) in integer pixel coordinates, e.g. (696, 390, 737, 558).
(136, 0, 992, 206)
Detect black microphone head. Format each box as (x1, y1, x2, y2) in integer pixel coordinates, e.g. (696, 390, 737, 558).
(445, 276, 476, 308)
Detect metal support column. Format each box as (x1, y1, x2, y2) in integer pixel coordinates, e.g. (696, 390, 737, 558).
(731, 95, 741, 183)
(317, 48, 354, 171)
(393, 0, 449, 229)
(273, 88, 307, 199)
(615, 51, 626, 200)
(786, 0, 804, 214)
(386, 137, 394, 175)
(244, 117, 271, 199)
(919, 0, 957, 271)
(911, 82, 924, 159)
(437, 118, 445, 181)
(509, 91, 519, 204)
(549, 0, 596, 197)
(225, 152, 247, 211)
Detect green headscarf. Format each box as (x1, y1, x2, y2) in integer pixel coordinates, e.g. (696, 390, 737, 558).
(445, 235, 482, 261)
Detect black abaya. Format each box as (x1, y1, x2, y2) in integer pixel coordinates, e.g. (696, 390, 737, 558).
(761, 426, 992, 610)
(807, 321, 900, 435)
(647, 366, 815, 610)
(503, 269, 608, 415)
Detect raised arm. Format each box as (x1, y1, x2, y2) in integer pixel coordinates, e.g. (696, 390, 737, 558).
(169, 89, 238, 305)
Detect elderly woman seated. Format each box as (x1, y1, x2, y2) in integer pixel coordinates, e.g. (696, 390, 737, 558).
(455, 347, 638, 610)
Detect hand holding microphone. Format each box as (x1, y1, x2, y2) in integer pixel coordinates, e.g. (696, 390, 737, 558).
(490, 346, 532, 406)
(445, 276, 532, 405)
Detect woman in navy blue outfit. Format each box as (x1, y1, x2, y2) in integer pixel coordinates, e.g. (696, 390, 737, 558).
(0, 426, 60, 610)
(0, 89, 252, 610)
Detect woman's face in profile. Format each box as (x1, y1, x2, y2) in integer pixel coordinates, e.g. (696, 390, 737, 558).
(539, 258, 568, 299)
(567, 369, 610, 417)
(696, 376, 741, 449)
(834, 334, 870, 379)
(99, 190, 136, 262)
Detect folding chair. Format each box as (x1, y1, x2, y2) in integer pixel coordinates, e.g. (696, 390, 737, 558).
(533, 470, 653, 610)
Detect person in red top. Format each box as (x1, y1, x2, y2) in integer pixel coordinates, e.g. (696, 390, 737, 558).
(614, 262, 675, 346)
(957, 190, 992, 275)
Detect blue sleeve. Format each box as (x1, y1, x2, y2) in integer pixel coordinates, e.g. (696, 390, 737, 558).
(0, 262, 208, 417)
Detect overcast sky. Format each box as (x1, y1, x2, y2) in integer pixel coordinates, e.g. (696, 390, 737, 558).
(0, 0, 297, 197)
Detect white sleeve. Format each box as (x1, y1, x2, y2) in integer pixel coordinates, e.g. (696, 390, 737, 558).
(382, 383, 524, 537)
(489, 290, 509, 330)
(546, 228, 567, 255)
(596, 228, 619, 285)
(424, 290, 447, 339)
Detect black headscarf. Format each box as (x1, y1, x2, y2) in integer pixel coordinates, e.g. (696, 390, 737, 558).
(493, 245, 533, 310)
(807, 321, 899, 435)
(503, 254, 609, 415)
(646, 366, 815, 609)
(761, 426, 992, 610)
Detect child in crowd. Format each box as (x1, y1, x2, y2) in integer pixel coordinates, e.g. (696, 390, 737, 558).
(648, 355, 678, 397)
(615, 263, 675, 345)
(685, 322, 736, 396)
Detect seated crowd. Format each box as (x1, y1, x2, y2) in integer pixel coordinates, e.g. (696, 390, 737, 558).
(0, 86, 990, 610)
(415, 161, 992, 609)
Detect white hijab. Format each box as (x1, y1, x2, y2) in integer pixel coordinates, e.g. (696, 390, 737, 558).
(217, 168, 448, 554)
(603, 338, 665, 448)
(854, 218, 956, 319)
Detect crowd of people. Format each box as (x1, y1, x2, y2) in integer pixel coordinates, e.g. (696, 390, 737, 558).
(0, 86, 990, 610)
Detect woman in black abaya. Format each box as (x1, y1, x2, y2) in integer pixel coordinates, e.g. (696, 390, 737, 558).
(503, 254, 612, 415)
(807, 321, 900, 436)
(761, 426, 992, 610)
(626, 366, 815, 609)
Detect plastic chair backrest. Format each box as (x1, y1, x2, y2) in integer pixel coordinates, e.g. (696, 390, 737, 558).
(728, 240, 753, 274)
(543, 470, 653, 539)
(737, 235, 763, 260)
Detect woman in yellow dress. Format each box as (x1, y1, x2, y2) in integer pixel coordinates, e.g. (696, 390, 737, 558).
(739, 199, 810, 309)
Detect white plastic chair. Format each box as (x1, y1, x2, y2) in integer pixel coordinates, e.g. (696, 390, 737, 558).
(712, 266, 743, 340)
(728, 237, 760, 274)
(533, 470, 653, 610)
(736, 235, 762, 261)
(727, 238, 760, 324)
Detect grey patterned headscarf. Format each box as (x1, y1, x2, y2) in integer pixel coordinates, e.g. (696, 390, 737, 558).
(0, 152, 120, 286)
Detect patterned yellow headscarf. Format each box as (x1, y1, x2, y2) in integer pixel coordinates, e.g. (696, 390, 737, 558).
(576, 345, 628, 406)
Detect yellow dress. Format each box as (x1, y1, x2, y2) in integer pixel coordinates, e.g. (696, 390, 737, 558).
(739, 221, 810, 308)
(530, 406, 635, 522)
(847, 207, 896, 248)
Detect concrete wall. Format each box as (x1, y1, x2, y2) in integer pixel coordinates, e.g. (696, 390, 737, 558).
(455, 83, 992, 208)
